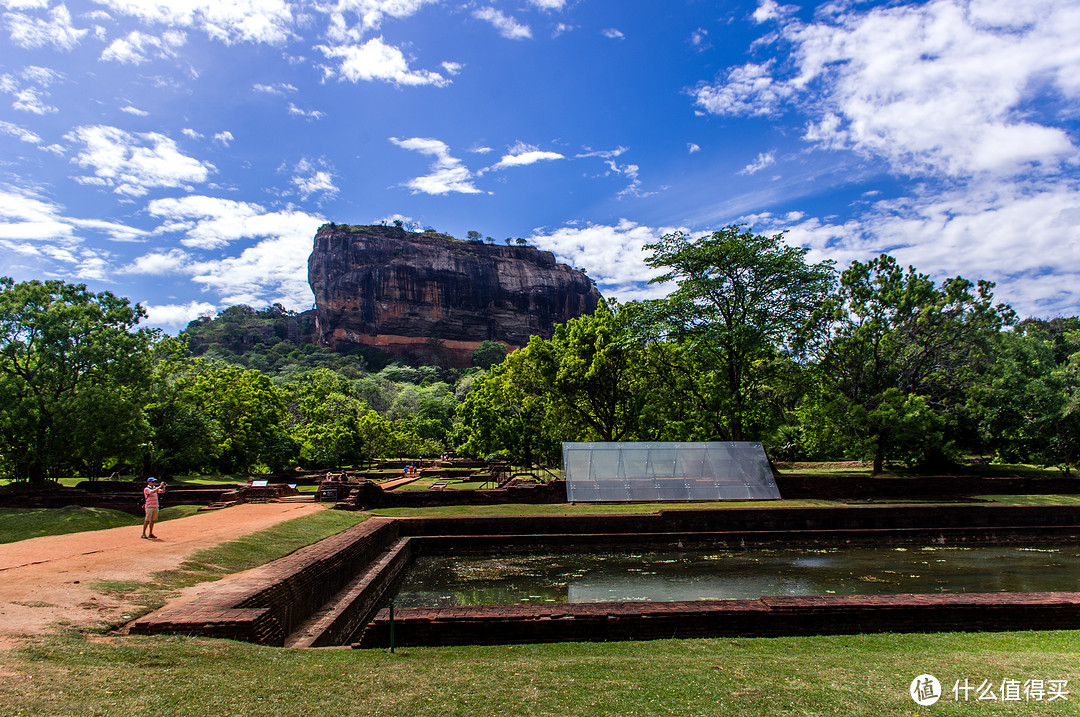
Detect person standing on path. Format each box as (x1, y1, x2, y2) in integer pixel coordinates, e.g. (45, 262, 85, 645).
(142, 477, 165, 539)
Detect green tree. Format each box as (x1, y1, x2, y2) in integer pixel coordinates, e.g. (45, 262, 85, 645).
(284, 368, 370, 468)
(969, 325, 1080, 473)
(522, 299, 651, 442)
(818, 255, 1012, 472)
(180, 362, 296, 472)
(0, 278, 154, 481)
(642, 225, 836, 440)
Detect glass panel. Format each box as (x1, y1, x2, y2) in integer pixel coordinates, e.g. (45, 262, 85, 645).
(563, 441, 780, 502)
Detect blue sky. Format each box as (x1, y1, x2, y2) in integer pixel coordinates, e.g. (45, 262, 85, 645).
(1, 0, 1078, 331)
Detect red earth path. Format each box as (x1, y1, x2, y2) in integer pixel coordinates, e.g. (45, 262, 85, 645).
(0, 502, 324, 640)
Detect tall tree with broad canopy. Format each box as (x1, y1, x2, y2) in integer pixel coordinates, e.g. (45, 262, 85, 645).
(642, 226, 836, 441)
(817, 255, 1013, 473)
(0, 278, 155, 481)
(519, 299, 652, 442)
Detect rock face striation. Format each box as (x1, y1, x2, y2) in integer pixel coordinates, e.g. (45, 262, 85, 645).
(308, 224, 601, 365)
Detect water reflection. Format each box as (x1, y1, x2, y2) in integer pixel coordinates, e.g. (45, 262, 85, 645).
(391, 544, 1080, 607)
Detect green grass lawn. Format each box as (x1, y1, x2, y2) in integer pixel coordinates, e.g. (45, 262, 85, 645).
(0, 505, 201, 544)
(2, 629, 1077, 716)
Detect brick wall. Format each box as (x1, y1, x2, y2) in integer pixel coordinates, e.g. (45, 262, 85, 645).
(130, 504, 1080, 648)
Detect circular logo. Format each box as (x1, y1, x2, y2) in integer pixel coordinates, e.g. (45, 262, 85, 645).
(910, 674, 941, 706)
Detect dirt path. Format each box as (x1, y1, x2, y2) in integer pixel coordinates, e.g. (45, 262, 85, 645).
(0, 502, 324, 638)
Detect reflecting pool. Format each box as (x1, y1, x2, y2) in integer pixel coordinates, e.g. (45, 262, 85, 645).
(392, 544, 1080, 607)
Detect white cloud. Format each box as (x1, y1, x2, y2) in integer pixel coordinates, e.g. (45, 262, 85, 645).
(66, 125, 215, 197)
(291, 158, 338, 201)
(0, 185, 146, 280)
(147, 195, 317, 249)
(318, 37, 449, 86)
(529, 0, 566, 9)
(181, 128, 203, 139)
(287, 102, 325, 120)
(441, 61, 462, 76)
(100, 29, 185, 64)
(687, 143, 700, 154)
(90, 0, 295, 45)
(142, 300, 217, 329)
(473, 7, 531, 40)
(186, 210, 324, 309)
(122, 247, 191, 274)
(530, 219, 679, 301)
(324, 0, 440, 43)
(601, 28, 624, 40)
(5, 4, 87, 50)
(120, 105, 149, 116)
(696, 0, 1080, 178)
(253, 82, 297, 95)
(0, 119, 41, 144)
(1, 66, 62, 114)
(745, 176, 1080, 318)
(753, 0, 795, 24)
(739, 151, 775, 175)
(213, 130, 233, 146)
(490, 143, 564, 170)
(389, 136, 482, 195)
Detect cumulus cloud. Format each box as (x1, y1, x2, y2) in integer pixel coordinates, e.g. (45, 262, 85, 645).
(119, 105, 149, 116)
(100, 29, 185, 64)
(1, 65, 61, 114)
(529, 0, 566, 8)
(90, 0, 295, 45)
(132, 196, 323, 310)
(696, 0, 1080, 178)
(739, 151, 775, 175)
(318, 37, 449, 86)
(473, 7, 531, 39)
(490, 142, 564, 170)
(213, 130, 233, 146)
(122, 247, 191, 274)
(142, 300, 217, 329)
(687, 143, 700, 154)
(324, 0, 440, 43)
(146, 195, 312, 249)
(66, 125, 215, 197)
(291, 158, 338, 201)
(4, 4, 87, 50)
(602, 28, 624, 39)
(743, 176, 1080, 319)
(287, 102, 325, 120)
(530, 219, 680, 300)
(389, 136, 482, 195)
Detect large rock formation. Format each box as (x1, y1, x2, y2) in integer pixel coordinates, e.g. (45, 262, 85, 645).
(308, 224, 601, 365)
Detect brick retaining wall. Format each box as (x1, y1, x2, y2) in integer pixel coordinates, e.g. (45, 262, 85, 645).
(355, 592, 1080, 648)
(130, 518, 399, 645)
(130, 505, 1080, 648)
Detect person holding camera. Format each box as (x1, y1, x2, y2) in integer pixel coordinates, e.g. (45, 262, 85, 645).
(142, 477, 165, 539)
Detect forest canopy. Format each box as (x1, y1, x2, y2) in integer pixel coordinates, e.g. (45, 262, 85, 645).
(1, 225, 1077, 481)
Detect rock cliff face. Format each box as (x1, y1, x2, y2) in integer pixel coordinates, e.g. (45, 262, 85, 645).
(308, 224, 601, 365)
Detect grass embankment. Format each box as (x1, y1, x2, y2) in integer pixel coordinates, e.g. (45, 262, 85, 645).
(93, 508, 369, 621)
(2, 630, 1077, 716)
(368, 499, 842, 518)
(0, 505, 201, 545)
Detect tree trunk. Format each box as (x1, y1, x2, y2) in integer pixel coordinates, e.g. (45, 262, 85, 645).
(872, 436, 884, 475)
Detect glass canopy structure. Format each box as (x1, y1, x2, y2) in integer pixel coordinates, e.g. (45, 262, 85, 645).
(563, 441, 780, 502)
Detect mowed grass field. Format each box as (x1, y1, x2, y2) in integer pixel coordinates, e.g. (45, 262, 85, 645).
(2, 493, 1080, 715)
